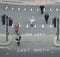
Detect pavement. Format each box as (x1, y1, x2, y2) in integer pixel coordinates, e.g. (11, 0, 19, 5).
(0, 33, 12, 47)
(54, 36, 60, 47)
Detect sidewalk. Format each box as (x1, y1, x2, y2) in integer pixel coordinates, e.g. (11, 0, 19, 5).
(0, 34, 12, 46)
(54, 36, 60, 47)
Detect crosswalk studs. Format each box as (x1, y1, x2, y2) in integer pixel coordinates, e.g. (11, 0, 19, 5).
(43, 8, 46, 12)
(50, 8, 52, 12)
(26, 24, 29, 28)
(42, 24, 44, 28)
(6, 53, 9, 55)
(34, 25, 36, 28)
(50, 25, 53, 28)
(56, 8, 58, 12)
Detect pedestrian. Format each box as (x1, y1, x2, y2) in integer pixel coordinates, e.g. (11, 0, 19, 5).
(31, 23, 34, 27)
(15, 34, 21, 47)
(40, 5, 44, 14)
(14, 23, 19, 34)
(44, 13, 49, 24)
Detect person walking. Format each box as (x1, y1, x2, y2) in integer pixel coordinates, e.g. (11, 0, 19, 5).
(15, 34, 21, 47)
(44, 13, 49, 24)
(14, 23, 19, 34)
(40, 5, 44, 14)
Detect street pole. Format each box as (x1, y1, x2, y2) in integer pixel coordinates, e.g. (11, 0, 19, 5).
(6, 16, 8, 41)
(57, 18, 59, 41)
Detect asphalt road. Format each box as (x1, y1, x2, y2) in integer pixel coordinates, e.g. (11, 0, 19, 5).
(0, 48, 60, 57)
(0, 4, 60, 57)
(0, 4, 59, 35)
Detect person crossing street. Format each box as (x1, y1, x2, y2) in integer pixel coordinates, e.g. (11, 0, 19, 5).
(44, 13, 49, 24)
(15, 34, 21, 47)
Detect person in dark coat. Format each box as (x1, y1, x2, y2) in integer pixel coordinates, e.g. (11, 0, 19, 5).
(15, 34, 21, 47)
(44, 13, 49, 24)
(40, 5, 44, 14)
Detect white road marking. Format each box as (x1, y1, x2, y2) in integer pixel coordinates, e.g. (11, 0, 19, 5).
(5, 6, 8, 10)
(32, 16, 35, 19)
(37, 8, 39, 11)
(30, 19, 35, 23)
(42, 24, 44, 28)
(50, 8, 52, 12)
(6, 53, 9, 55)
(24, 8, 26, 11)
(51, 51, 53, 54)
(56, 8, 58, 11)
(34, 49, 42, 52)
(26, 24, 29, 28)
(11, 8, 14, 10)
(19, 24, 21, 27)
(20, 49, 24, 52)
(18, 8, 20, 11)
(30, 8, 32, 11)
(24, 33, 32, 36)
(50, 25, 53, 28)
(46, 49, 49, 51)
(23, 49, 26, 52)
(34, 25, 36, 28)
(11, 24, 21, 28)
(43, 8, 46, 11)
